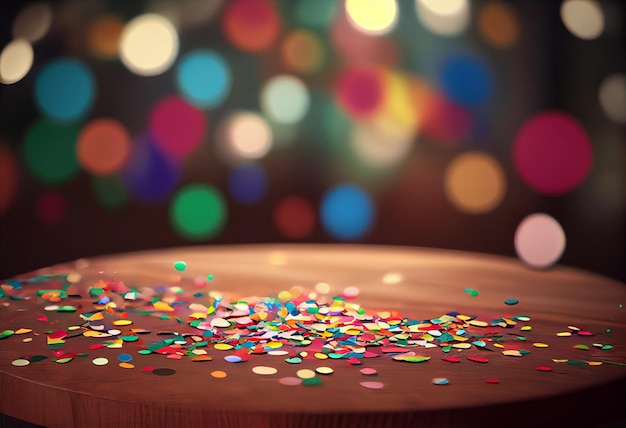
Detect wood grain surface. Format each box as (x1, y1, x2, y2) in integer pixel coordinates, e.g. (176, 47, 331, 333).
(1, 244, 625, 428)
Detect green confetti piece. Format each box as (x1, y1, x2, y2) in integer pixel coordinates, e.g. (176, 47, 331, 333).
(574, 344, 589, 351)
(28, 356, 48, 363)
(0, 330, 15, 339)
(470, 290, 479, 297)
(55, 357, 73, 364)
(207, 274, 215, 281)
(601, 345, 613, 350)
(138, 350, 152, 355)
(57, 306, 77, 312)
(302, 377, 322, 386)
(173, 261, 187, 271)
(121, 336, 138, 342)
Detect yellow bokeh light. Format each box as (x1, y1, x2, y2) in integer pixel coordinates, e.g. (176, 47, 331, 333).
(416, 0, 469, 36)
(445, 152, 506, 214)
(345, 0, 398, 36)
(598, 73, 626, 124)
(560, 0, 604, 40)
(0, 39, 34, 85)
(119, 13, 179, 76)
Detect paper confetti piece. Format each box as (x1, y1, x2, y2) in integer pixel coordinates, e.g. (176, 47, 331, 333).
(574, 344, 589, 351)
(442, 357, 461, 363)
(468, 357, 488, 363)
(14, 328, 32, 335)
(279, 377, 302, 386)
(537, 366, 553, 372)
(302, 377, 322, 386)
(11, 359, 30, 367)
(252, 366, 278, 375)
(360, 368, 377, 375)
(360, 381, 384, 389)
(211, 370, 227, 378)
(533, 343, 549, 348)
(173, 261, 187, 271)
(191, 355, 213, 362)
(92, 357, 109, 366)
(0, 329, 15, 339)
(119, 362, 134, 369)
(315, 366, 334, 375)
(485, 378, 500, 384)
(296, 369, 316, 379)
(432, 378, 449, 385)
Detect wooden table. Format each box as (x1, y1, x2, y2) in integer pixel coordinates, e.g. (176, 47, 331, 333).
(1, 245, 625, 428)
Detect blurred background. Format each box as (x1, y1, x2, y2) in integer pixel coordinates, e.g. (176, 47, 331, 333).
(0, 0, 624, 283)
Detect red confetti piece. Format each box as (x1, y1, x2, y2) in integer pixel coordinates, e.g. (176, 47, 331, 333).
(468, 357, 488, 363)
(442, 357, 461, 363)
(347, 357, 362, 365)
(89, 344, 107, 350)
(141, 366, 154, 372)
(537, 366, 553, 372)
(485, 378, 500, 384)
(577, 331, 592, 336)
(37, 316, 48, 322)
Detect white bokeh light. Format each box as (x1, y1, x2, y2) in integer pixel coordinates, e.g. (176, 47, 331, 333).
(261, 75, 310, 124)
(216, 111, 273, 163)
(0, 39, 34, 84)
(345, 0, 398, 36)
(416, 0, 470, 36)
(560, 0, 604, 40)
(119, 13, 179, 76)
(598, 73, 626, 124)
(514, 213, 566, 269)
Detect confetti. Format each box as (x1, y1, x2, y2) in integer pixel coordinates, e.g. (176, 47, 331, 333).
(296, 369, 316, 379)
(485, 378, 500, 384)
(119, 362, 134, 369)
(360, 368, 378, 375)
(279, 377, 302, 386)
(360, 381, 384, 390)
(117, 354, 133, 362)
(432, 377, 449, 385)
(11, 358, 30, 367)
(92, 357, 109, 366)
(252, 366, 278, 375)
(173, 261, 187, 271)
(211, 370, 227, 378)
(302, 377, 322, 386)
(504, 299, 519, 305)
(468, 357, 488, 363)
(285, 357, 302, 364)
(537, 366, 553, 372)
(315, 366, 334, 375)
(442, 357, 461, 363)
(0, 329, 15, 339)
(533, 343, 549, 348)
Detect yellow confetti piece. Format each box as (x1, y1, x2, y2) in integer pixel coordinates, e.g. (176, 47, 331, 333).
(315, 366, 334, 375)
(588, 361, 603, 366)
(22, 338, 33, 343)
(189, 312, 207, 320)
(314, 352, 328, 360)
(468, 320, 488, 328)
(214, 343, 233, 351)
(556, 332, 571, 337)
(153, 301, 174, 312)
(296, 369, 316, 379)
(493, 343, 504, 349)
(211, 370, 227, 378)
(553, 359, 568, 363)
(533, 343, 549, 348)
(521, 326, 532, 331)
(15, 328, 32, 335)
(119, 362, 134, 369)
(502, 350, 522, 357)
(112, 319, 133, 326)
(265, 341, 283, 349)
(452, 343, 471, 349)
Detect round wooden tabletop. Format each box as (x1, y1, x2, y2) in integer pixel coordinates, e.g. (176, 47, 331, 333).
(1, 245, 625, 428)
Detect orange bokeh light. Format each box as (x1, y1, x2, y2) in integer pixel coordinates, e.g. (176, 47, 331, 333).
(77, 118, 131, 176)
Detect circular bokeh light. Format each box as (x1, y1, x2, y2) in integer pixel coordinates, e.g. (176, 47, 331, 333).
(121, 133, 181, 203)
(598, 73, 626, 124)
(320, 183, 375, 241)
(227, 163, 267, 205)
(149, 96, 206, 159)
(418, 89, 473, 145)
(120, 13, 179, 76)
(12, 2, 53, 42)
(23, 119, 80, 184)
(350, 121, 413, 169)
(0, 145, 18, 214)
(439, 53, 493, 108)
(513, 111, 592, 195)
(444, 152, 506, 214)
(478, 1, 519, 48)
(261, 75, 310, 124)
(87, 15, 124, 59)
(36, 191, 66, 225)
(222, 0, 281, 53)
(35, 58, 96, 123)
(345, 0, 398, 36)
(217, 111, 273, 163)
(92, 175, 128, 210)
(336, 66, 384, 118)
(177, 50, 231, 109)
(560, 0, 604, 40)
(170, 184, 227, 240)
(416, 0, 470, 37)
(515, 213, 566, 269)
(274, 196, 315, 239)
(77, 118, 131, 176)
(294, 0, 336, 28)
(0, 40, 34, 85)
(281, 30, 324, 74)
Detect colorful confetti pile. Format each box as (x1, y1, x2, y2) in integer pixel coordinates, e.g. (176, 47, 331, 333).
(1, 263, 624, 391)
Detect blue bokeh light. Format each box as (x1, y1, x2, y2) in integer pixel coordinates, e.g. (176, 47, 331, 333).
(320, 183, 375, 241)
(227, 163, 267, 205)
(34, 58, 96, 123)
(439, 53, 493, 108)
(176, 50, 231, 109)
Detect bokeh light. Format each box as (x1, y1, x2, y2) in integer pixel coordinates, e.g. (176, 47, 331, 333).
(416, 0, 470, 37)
(0, 39, 33, 85)
(0, 145, 18, 215)
(227, 163, 267, 205)
(598, 73, 626, 124)
(177, 50, 231, 109)
(371, 71, 418, 140)
(320, 183, 375, 241)
(294, 0, 336, 28)
(477, 1, 519, 48)
(36, 191, 66, 225)
(146, 0, 223, 30)
(34, 58, 96, 123)
(513, 111, 592, 195)
(170, 184, 227, 240)
(261, 75, 310, 124)
(560, 0, 604, 40)
(444, 152, 506, 214)
(149, 96, 206, 160)
(216, 111, 273, 163)
(222, 0, 281, 53)
(345, 0, 398, 36)
(77, 118, 131, 176)
(92, 176, 128, 210)
(281, 30, 325, 74)
(274, 196, 315, 239)
(12, 2, 53, 42)
(119, 13, 179, 76)
(121, 133, 181, 203)
(23, 119, 80, 185)
(418, 88, 473, 145)
(336, 66, 384, 118)
(515, 213, 566, 269)
(87, 15, 124, 59)
(438, 52, 493, 108)
(350, 121, 413, 169)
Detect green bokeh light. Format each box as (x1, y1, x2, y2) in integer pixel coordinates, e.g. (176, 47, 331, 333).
(23, 118, 80, 184)
(92, 175, 127, 210)
(294, 0, 336, 28)
(170, 184, 227, 240)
